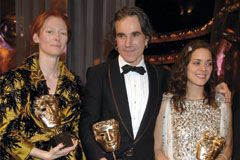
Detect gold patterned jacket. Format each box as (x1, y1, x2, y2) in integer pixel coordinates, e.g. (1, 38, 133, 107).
(0, 54, 83, 160)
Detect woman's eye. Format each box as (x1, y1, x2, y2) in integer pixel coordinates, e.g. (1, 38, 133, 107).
(46, 30, 53, 34)
(206, 62, 212, 66)
(193, 61, 200, 65)
(60, 32, 67, 36)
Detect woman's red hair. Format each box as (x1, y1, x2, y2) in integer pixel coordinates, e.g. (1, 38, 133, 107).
(30, 10, 70, 44)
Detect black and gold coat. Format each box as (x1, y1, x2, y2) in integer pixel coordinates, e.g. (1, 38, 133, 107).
(0, 54, 83, 160)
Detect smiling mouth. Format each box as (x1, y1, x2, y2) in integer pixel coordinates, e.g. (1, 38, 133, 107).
(196, 74, 208, 79)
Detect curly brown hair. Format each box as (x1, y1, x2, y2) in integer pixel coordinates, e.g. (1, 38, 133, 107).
(167, 40, 217, 112)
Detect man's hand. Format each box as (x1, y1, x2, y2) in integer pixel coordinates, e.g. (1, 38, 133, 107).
(216, 82, 231, 103)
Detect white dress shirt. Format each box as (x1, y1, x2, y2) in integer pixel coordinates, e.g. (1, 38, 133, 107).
(118, 55, 149, 138)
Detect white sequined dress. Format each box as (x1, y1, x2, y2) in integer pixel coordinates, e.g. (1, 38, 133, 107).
(160, 93, 230, 160)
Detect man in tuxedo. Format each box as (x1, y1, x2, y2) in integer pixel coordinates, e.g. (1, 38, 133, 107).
(80, 6, 169, 160)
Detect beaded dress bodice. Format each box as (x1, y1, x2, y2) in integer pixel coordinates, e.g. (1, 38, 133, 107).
(172, 99, 220, 159)
(161, 93, 229, 160)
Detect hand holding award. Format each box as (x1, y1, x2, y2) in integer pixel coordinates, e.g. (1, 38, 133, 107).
(196, 132, 225, 160)
(34, 95, 73, 147)
(92, 119, 120, 160)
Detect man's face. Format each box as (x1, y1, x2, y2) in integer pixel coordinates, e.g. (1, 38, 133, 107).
(93, 119, 120, 152)
(115, 15, 148, 66)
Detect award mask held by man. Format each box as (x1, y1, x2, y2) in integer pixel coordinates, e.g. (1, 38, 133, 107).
(93, 119, 120, 160)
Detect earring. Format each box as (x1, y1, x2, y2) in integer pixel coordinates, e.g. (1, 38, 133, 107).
(145, 44, 148, 49)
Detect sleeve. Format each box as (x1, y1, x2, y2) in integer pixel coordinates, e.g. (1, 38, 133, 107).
(0, 73, 34, 159)
(154, 93, 173, 160)
(216, 93, 233, 159)
(216, 93, 232, 138)
(79, 67, 106, 160)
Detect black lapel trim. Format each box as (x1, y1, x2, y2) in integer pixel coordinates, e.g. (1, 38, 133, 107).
(107, 59, 134, 139)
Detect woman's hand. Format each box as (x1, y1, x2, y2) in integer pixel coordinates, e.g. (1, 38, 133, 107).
(30, 139, 78, 160)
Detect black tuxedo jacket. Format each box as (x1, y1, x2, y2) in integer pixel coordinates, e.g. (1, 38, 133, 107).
(232, 91, 240, 160)
(80, 58, 169, 160)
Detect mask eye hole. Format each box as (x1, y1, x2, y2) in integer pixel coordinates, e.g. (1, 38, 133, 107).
(100, 133, 105, 137)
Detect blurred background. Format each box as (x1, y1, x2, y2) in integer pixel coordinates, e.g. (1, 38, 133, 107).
(0, 0, 239, 92)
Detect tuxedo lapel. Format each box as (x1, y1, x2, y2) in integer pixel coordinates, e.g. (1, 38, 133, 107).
(107, 59, 134, 139)
(135, 63, 160, 141)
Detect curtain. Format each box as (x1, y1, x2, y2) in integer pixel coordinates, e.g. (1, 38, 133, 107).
(15, 0, 48, 66)
(14, 0, 135, 82)
(67, 0, 135, 82)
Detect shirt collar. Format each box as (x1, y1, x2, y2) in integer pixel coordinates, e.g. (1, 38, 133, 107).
(118, 55, 146, 73)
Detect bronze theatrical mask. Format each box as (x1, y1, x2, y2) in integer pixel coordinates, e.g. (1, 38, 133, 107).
(93, 119, 120, 159)
(34, 95, 61, 128)
(196, 132, 225, 160)
(34, 95, 73, 147)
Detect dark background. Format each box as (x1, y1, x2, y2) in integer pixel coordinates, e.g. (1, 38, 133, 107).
(136, 0, 216, 33)
(135, 0, 216, 56)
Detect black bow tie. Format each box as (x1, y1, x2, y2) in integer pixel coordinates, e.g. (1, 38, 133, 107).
(122, 64, 146, 75)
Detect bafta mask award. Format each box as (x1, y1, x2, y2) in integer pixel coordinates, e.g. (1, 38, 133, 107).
(34, 95, 73, 147)
(196, 132, 225, 160)
(92, 119, 120, 160)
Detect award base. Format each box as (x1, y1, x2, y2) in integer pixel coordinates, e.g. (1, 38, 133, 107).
(52, 132, 73, 148)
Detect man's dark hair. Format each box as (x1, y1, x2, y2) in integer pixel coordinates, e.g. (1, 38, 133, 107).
(111, 6, 154, 43)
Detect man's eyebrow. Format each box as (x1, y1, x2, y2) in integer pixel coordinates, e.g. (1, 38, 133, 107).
(116, 31, 142, 36)
(132, 31, 141, 34)
(116, 32, 125, 36)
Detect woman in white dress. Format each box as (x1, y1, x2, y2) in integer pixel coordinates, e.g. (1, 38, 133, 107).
(154, 40, 232, 160)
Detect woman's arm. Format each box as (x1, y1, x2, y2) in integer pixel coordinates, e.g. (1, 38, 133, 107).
(154, 96, 170, 160)
(217, 97, 233, 160)
(0, 74, 36, 159)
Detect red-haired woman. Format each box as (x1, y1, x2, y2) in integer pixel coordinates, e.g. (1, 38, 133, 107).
(0, 10, 84, 160)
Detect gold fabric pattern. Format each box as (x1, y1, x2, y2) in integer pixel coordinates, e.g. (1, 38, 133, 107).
(0, 53, 84, 160)
(29, 55, 45, 88)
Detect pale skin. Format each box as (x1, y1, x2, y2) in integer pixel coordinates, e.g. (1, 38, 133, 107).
(29, 16, 78, 159)
(115, 15, 149, 66)
(154, 48, 232, 160)
(30, 140, 79, 160)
